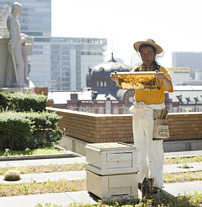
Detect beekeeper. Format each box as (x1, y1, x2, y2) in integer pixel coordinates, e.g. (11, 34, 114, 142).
(110, 38, 173, 193)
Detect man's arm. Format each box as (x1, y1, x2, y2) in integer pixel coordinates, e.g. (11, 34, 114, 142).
(155, 70, 173, 91)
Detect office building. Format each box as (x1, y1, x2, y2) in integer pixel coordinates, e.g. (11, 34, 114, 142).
(172, 52, 202, 79)
(0, 0, 51, 36)
(0, 0, 51, 87)
(167, 67, 190, 86)
(50, 37, 107, 91)
(49, 55, 134, 114)
(30, 37, 51, 88)
(1, 1, 107, 90)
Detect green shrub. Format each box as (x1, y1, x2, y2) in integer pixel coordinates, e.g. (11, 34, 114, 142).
(0, 113, 33, 149)
(0, 111, 62, 150)
(0, 91, 47, 112)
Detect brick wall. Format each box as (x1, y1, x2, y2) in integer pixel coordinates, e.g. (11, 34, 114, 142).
(168, 112, 202, 140)
(47, 107, 202, 143)
(34, 87, 48, 96)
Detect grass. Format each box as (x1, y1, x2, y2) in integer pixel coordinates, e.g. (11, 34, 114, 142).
(0, 155, 200, 175)
(0, 163, 85, 175)
(1, 148, 201, 164)
(0, 149, 201, 207)
(0, 170, 201, 197)
(0, 148, 64, 157)
(101, 192, 202, 207)
(164, 170, 202, 183)
(34, 192, 202, 207)
(164, 156, 202, 165)
(0, 179, 86, 197)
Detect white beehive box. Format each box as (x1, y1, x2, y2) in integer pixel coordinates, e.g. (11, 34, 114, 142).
(85, 142, 138, 175)
(86, 170, 138, 200)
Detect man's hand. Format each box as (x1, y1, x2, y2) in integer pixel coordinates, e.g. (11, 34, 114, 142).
(155, 70, 172, 91)
(155, 70, 166, 82)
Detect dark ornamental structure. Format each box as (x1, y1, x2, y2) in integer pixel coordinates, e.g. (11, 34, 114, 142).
(49, 53, 202, 114)
(65, 54, 135, 114)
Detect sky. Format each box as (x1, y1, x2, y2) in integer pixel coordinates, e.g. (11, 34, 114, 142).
(52, 0, 202, 68)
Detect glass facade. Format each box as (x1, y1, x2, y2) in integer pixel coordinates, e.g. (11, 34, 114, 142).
(31, 37, 51, 87)
(50, 37, 107, 91)
(172, 52, 202, 79)
(0, 0, 107, 91)
(0, 0, 51, 36)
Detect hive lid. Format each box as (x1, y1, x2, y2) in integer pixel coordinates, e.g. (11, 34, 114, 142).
(86, 142, 137, 151)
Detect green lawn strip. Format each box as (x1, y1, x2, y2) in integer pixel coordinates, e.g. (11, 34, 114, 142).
(164, 156, 202, 165)
(0, 163, 85, 175)
(0, 171, 201, 198)
(103, 192, 202, 207)
(0, 148, 64, 157)
(35, 192, 202, 207)
(164, 170, 202, 183)
(0, 179, 86, 197)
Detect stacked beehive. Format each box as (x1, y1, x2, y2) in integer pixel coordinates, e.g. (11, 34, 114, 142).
(85, 142, 139, 201)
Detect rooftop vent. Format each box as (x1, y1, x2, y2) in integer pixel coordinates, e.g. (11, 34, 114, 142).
(193, 97, 199, 103)
(176, 95, 183, 104)
(185, 97, 191, 104)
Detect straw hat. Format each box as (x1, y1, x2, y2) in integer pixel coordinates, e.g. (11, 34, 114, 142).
(133, 38, 163, 54)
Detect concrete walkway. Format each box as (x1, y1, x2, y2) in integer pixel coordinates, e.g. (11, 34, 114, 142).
(0, 150, 201, 207)
(0, 161, 201, 184)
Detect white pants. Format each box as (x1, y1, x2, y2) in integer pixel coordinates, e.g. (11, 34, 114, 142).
(130, 102, 164, 188)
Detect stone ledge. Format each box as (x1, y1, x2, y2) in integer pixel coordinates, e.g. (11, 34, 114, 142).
(58, 135, 202, 156)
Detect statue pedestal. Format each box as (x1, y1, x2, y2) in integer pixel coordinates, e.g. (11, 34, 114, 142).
(0, 36, 35, 91)
(0, 38, 9, 87)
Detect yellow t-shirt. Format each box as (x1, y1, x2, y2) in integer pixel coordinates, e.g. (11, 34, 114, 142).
(131, 66, 174, 105)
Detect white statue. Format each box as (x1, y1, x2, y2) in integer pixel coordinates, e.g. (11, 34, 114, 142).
(6, 2, 32, 87)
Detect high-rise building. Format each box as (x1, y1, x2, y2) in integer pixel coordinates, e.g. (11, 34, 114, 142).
(0, 0, 51, 37)
(32, 37, 107, 91)
(167, 67, 190, 86)
(0, 0, 107, 90)
(0, 0, 51, 88)
(50, 37, 107, 91)
(30, 37, 51, 88)
(172, 52, 202, 79)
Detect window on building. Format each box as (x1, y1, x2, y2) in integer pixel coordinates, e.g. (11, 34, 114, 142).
(99, 106, 104, 114)
(124, 106, 129, 114)
(113, 106, 118, 114)
(69, 106, 74, 110)
(86, 107, 92, 113)
(104, 81, 107, 87)
(79, 107, 84, 112)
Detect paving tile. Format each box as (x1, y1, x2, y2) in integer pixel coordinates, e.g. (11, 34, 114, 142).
(163, 181, 202, 196)
(0, 157, 86, 168)
(0, 151, 201, 206)
(66, 191, 99, 204)
(164, 150, 202, 158)
(164, 162, 202, 173)
(0, 193, 74, 207)
(40, 171, 86, 181)
(0, 171, 86, 184)
(0, 173, 45, 184)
